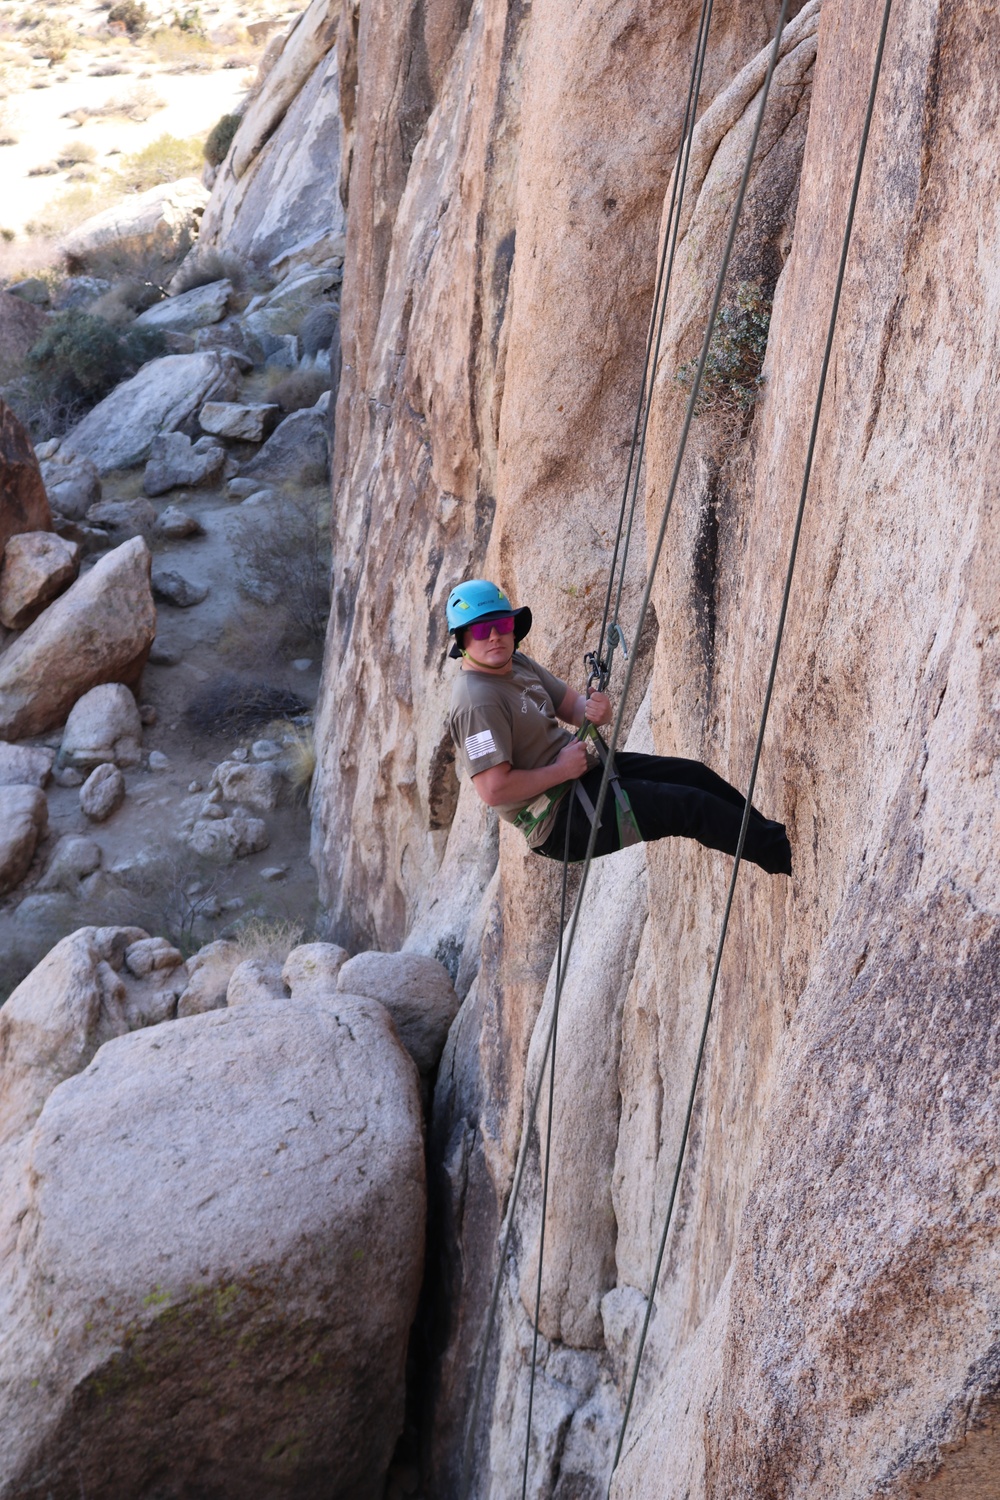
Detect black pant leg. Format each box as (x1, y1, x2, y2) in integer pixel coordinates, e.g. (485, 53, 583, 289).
(615, 752, 771, 824)
(621, 775, 791, 873)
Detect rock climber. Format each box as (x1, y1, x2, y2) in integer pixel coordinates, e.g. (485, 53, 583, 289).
(446, 579, 792, 874)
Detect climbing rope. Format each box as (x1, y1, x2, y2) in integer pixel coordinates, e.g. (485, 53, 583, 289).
(594, 0, 717, 688)
(458, 3, 795, 1493)
(607, 0, 895, 1488)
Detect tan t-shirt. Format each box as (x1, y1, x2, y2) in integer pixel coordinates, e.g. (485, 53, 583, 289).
(449, 653, 574, 844)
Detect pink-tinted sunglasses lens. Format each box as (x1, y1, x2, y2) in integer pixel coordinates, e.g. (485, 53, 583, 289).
(468, 616, 515, 640)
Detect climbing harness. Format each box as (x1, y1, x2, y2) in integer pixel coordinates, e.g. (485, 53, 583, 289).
(608, 0, 896, 1485)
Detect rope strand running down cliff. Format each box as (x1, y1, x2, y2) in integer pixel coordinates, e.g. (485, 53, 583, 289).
(459, 3, 794, 1493)
(608, 0, 895, 1485)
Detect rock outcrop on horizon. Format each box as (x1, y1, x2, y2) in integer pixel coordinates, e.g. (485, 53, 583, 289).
(310, 0, 1000, 1495)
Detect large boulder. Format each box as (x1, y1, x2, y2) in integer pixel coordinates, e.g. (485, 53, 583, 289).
(199, 400, 280, 442)
(61, 178, 209, 272)
(177, 939, 241, 1017)
(0, 532, 80, 630)
(142, 432, 225, 496)
(0, 926, 184, 1144)
(40, 454, 102, 521)
(134, 279, 232, 334)
(60, 354, 239, 474)
(242, 406, 329, 486)
(337, 952, 459, 1074)
(186, 807, 270, 861)
(0, 398, 51, 563)
(0, 784, 47, 897)
(0, 537, 156, 741)
(0, 742, 55, 788)
(0, 934, 425, 1497)
(282, 941, 349, 999)
(60, 683, 143, 770)
(210, 758, 283, 810)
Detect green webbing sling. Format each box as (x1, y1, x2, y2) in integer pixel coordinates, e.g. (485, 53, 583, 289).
(513, 724, 642, 850)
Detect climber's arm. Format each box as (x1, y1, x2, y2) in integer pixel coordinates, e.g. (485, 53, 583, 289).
(472, 740, 590, 807)
(557, 687, 613, 729)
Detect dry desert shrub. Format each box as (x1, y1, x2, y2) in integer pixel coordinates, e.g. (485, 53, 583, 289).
(184, 676, 310, 738)
(269, 720, 316, 804)
(230, 916, 305, 966)
(171, 246, 246, 295)
(265, 367, 330, 414)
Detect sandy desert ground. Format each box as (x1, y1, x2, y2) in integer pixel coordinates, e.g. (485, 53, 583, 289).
(0, 0, 295, 243)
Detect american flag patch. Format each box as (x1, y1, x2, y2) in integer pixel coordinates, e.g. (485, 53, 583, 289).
(465, 729, 497, 760)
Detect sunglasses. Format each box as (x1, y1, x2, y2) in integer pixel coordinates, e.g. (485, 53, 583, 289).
(467, 616, 515, 641)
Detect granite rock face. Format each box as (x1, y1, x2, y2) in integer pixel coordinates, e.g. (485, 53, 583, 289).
(198, 0, 345, 268)
(311, 0, 1000, 1495)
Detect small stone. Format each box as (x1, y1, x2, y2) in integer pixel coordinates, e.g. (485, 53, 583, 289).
(138, 704, 157, 726)
(199, 800, 226, 819)
(157, 505, 205, 539)
(87, 498, 156, 539)
(79, 763, 125, 822)
(35, 439, 60, 461)
(187, 780, 203, 793)
(52, 766, 84, 789)
(151, 569, 209, 608)
(240, 488, 278, 509)
(148, 750, 170, 771)
(260, 866, 287, 882)
(143, 431, 225, 497)
(291, 658, 313, 672)
(230, 747, 249, 763)
(204, 786, 223, 804)
(226, 477, 261, 500)
(221, 896, 244, 912)
(251, 739, 281, 760)
(148, 641, 180, 666)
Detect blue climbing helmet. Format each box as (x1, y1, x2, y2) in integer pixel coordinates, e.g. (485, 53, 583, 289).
(446, 579, 532, 659)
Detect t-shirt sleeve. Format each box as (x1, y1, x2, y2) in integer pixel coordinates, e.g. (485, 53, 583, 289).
(522, 656, 570, 717)
(451, 697, 514, 779)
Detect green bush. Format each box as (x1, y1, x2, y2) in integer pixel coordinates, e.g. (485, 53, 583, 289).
(116, 133, 203, 192)
(676, 281, 773, 416)
(26, 309, 166, 409)
(203, 111, 241, 167)
(108, 1, 149, 34)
